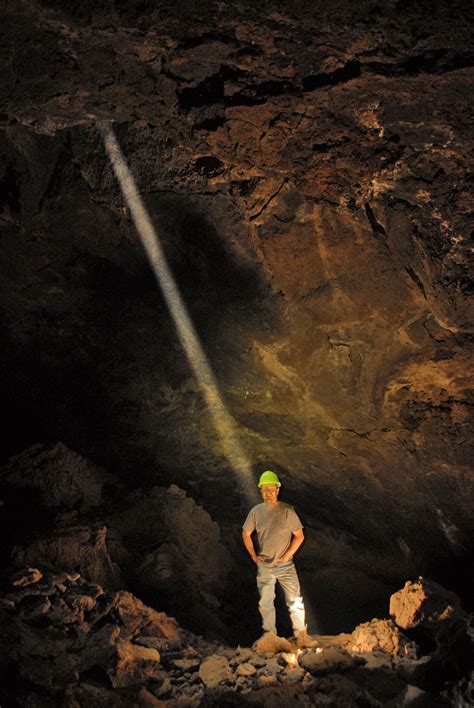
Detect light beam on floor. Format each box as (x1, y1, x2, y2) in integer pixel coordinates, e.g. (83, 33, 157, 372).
(101, 124, 257, 505)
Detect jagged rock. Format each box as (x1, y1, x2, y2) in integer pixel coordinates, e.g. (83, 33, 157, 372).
(350, 618, 418, 658)
(151, 677, 173, 698)
(253, 631, 293, 654)
(198, 655, 232, 688)
(279, 666, 305, 684)
(106, 483, 233, 635)
(108, 639, 161, 688)
(0, 568, 180, 697)
(64, 682, 136, 708)
(235, 662, 256, 677)
(390, 578, 463, 630)
(11, 566, 43, 587)
(256, 673, 278, 688)
(2, 567, 470, 706)
(114, 591, 182, 642)
(442, 670, 474, 707)
(300, 646, 365, 676)
(137, 686, 168, 707)
(173, 657, 201, 671)
(0, 442, 108, 509)
(13, 525, 122, 589)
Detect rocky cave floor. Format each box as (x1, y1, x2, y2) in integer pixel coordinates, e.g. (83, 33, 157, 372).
(0, 443, 473, 708)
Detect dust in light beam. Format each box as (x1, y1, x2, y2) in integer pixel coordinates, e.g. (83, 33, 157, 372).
(101, 124, 257, 504)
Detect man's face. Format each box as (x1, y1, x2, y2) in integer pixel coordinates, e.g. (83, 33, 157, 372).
(260, 483, 279, 504)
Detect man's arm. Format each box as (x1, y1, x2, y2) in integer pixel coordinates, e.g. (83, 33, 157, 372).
(275, 529, 304, 564)
(242, 530, 262, 564)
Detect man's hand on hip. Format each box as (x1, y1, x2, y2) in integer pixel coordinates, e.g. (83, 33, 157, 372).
(274, 553, 292, 564)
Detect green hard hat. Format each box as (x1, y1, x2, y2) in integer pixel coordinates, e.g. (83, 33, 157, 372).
(258, 470, 281, 487)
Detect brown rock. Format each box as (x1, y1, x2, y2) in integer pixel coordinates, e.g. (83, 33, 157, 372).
(390, 578, 463, 630)
(350, 618, 417, 658)
(256, 673, 278, 688)
(300, 647, 364, 675)
(173, 657, 201, 671)
(280, 666, 305, 684)
(11, 567, 43, 587)
(110, 484, 233, 635)
(114, 591, 182, 642)
(108, 639, 161, 688)
(253, 631, 293, 654)
(64, 682, 133, 707)
(198, 654, 232, 688)
(0, 442, 108, 509)
(138, 686, 168, 707)
(235, 662, 257, 677)
(13, 525, 122, 589)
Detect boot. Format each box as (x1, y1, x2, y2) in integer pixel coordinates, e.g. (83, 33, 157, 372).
(295, 628, 319, 649)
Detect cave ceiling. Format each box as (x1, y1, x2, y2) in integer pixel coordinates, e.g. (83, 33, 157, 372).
(1, 0, 473, 612)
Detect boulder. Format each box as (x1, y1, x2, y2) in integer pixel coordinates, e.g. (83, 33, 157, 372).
(114, 591, 182, 642)
(300, 647, 364, 675)
(390, 578, 463, 630)
(253, 631, 292, 654)
(108, 639, 161, 688)
(0, 442, 108, 509)
(350, 618, 418, 658)
(13, 525, 122, 589)
(111, 484, 232, 595)
(108, 484, 233, 634)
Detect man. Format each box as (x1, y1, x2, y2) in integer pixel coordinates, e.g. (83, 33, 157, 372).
(242, 470, 317, 648)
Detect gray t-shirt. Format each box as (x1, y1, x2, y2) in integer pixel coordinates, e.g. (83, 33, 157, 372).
(242, 502, 303, 565)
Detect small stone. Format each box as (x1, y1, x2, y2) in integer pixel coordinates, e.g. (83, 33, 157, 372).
(236, 662, 257, 677)
(300, 647, 364, 676)
(138, 686, 166, 707)
(257, 673, 278, 687)
(235, 648, 254, 662)
(151, 677, 172, 698)
(249, 656, 267, 668)
(11, 567, 43, 588)
(172, 658, 200, 671)
(66, 572, 81, 582)
(198, 654, 232, 688)
(135, 636, 167, 651)
(280, 666, 305, 684)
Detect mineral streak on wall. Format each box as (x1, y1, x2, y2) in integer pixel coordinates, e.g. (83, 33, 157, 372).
(102, 124, 257, 505)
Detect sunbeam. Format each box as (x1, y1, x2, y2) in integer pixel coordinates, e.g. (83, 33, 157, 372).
(101, 124, 257, 505)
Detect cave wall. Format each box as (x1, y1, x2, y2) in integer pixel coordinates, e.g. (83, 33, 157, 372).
(0, 0, 473, 630)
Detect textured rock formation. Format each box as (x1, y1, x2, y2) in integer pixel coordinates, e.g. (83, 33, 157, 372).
(12, 524, 123, 589)
(106, 482, 234, 635)
(349, 618, 417, 657)
(2, 567, 471, 706)
(0, 0, 473, 634)
(0, 442, 109, 509)
(390, 576, 463, 629)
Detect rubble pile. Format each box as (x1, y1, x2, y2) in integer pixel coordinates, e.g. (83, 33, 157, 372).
(1, 567, 472, 706)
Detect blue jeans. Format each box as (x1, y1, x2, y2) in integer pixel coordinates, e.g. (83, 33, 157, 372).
(257, 561, 306, 634)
